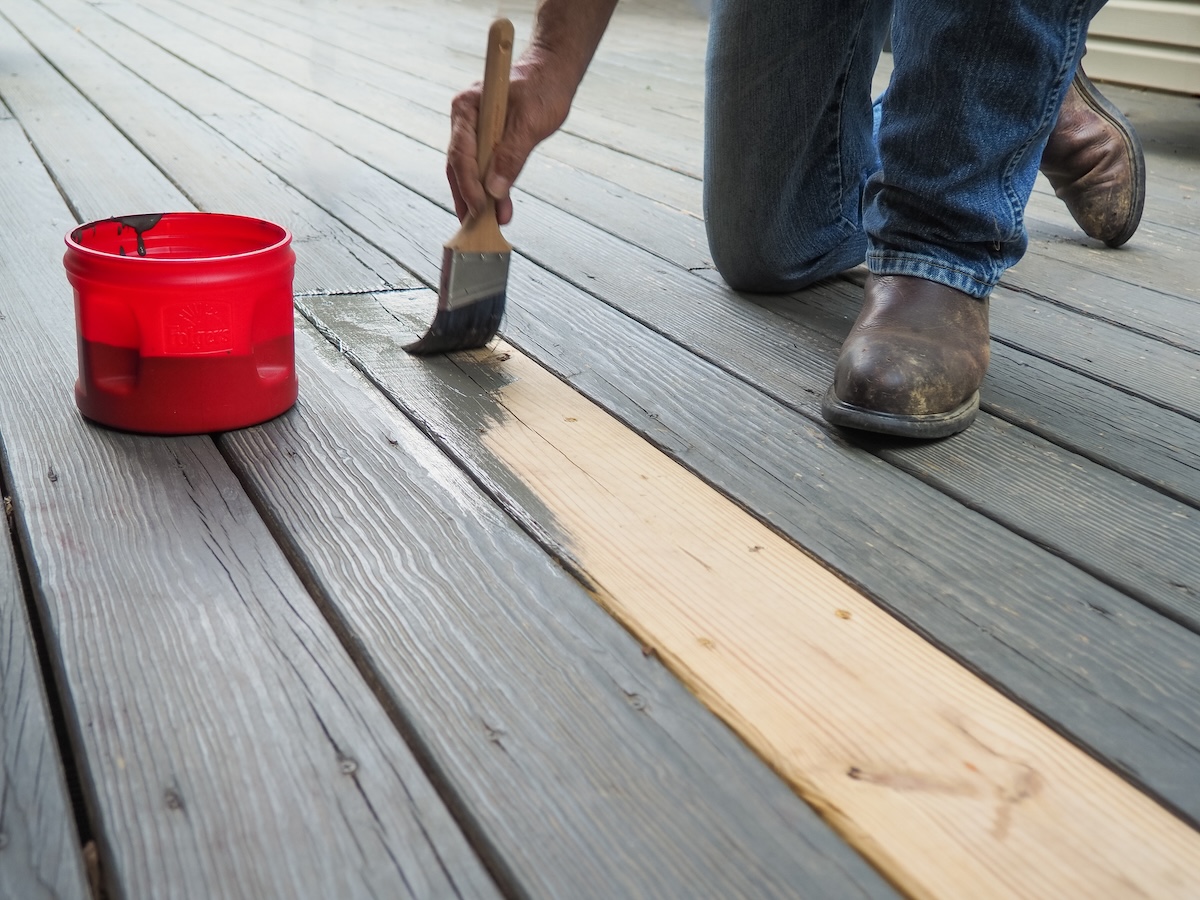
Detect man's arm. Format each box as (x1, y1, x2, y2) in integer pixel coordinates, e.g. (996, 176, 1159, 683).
(447, 0, 619, 224)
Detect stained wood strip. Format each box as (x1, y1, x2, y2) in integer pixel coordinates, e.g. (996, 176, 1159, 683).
(218, 321, 897, 898)
(378, 155, 1200, 623)
(308, 275, 1200, 825)
(0, 479, 91, 900)
(0, 87, 495, 900)
(472, 341, 1200, 899)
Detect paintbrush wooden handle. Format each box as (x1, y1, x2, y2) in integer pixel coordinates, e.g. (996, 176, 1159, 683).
(451, 18, 514, 253)
(477, 18, 514, 184)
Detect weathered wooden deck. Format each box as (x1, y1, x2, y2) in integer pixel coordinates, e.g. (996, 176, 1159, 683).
(2, 0, 1199, 897)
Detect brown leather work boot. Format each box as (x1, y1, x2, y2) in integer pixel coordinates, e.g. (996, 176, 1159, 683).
(1040, 67, 1145, 248)
(821, 275, 990, 439)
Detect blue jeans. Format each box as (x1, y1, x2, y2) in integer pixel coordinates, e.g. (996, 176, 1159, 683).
(704, 0, 1106, 299)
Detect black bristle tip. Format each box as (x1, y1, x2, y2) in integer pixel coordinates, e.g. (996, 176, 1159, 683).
(403, 293, 506, 355)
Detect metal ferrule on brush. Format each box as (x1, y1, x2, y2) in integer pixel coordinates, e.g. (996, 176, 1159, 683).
(439, 250, 511, 311)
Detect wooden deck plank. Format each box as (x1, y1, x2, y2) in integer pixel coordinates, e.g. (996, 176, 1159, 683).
(80, 0, 1200, 822)
(218, 320, 898, 899)
(188, 0, 1200, 324)
(0, 4, 900, 895)
(0, 451, 91, 900)
(462, 339, 1200, 900)
(177, 58, 1200, 632)
(0, 60, 496, 900)
(188, 0, 708, 219)
(255, 0, 1200, 246)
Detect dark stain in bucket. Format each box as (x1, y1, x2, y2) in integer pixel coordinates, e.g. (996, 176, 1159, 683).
(111, 213, 164, 257)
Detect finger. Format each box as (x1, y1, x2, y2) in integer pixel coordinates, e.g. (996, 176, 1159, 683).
(447, 89, 485, 219)
(495, 195, 514, 226)
(485, 127, 532, 206)
(446, 163, 469, 221)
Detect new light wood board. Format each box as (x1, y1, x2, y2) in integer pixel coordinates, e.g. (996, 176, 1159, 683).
(24, 0, 1200, 849)
(123, 20, 1200, 831)
(328, 319, 1200, 897)
(220, 321, 896, 898)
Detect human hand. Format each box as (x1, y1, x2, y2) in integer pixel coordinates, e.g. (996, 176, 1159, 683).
(446, 50, 576, 225)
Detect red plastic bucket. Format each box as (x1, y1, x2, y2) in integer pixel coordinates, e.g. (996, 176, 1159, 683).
(65, 213, 298, 434)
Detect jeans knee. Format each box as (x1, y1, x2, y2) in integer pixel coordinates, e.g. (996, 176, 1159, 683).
(706, 210, 868, 294)
(708, 231, 794, 293)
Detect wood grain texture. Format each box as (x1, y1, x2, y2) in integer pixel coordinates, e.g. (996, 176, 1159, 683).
(0, 482, 91, 900)
(141, 0, 715, 250)
(96, 0, 1200, 825)
(273, 297, 1200, 896)
(13, 0, 1200, 883)
(223, 0, 1200, 292)
(218, 321, 896, 899)
(80, 0, 1200, 826)
(263, 114, 1200, 632)
(0, 95, 494, 900)
(202, 0, 709, 175)
(0, 0, 417, 298)
(1, 10, 894, 896)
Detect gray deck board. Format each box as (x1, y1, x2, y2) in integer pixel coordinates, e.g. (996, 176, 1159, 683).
(0, 30, 495, 899)
(0, 461, 91, 900)
(130, 0, 1199, 491)
(303, 273, 1200, 825)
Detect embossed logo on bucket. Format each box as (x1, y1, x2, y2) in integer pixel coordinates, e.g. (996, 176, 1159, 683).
(163, 302, 233, 354)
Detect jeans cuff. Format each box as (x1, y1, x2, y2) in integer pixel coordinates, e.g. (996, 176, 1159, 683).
(866, 252, 996, 299)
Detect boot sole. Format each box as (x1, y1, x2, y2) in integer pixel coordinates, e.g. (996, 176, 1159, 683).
(821, 388, 980, 439)
(1073, 68, 1147, 248)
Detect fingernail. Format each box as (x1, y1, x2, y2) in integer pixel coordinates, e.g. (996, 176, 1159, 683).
(485, 173, 510, 199)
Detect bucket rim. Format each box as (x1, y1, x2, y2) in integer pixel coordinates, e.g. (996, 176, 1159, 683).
(65, 211, 293, 263)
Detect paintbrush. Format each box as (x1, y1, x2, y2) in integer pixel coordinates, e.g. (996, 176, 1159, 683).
(406, 18, 515, 355)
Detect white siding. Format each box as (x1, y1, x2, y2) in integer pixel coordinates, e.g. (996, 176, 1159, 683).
(1087, 0, 1200, 93)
